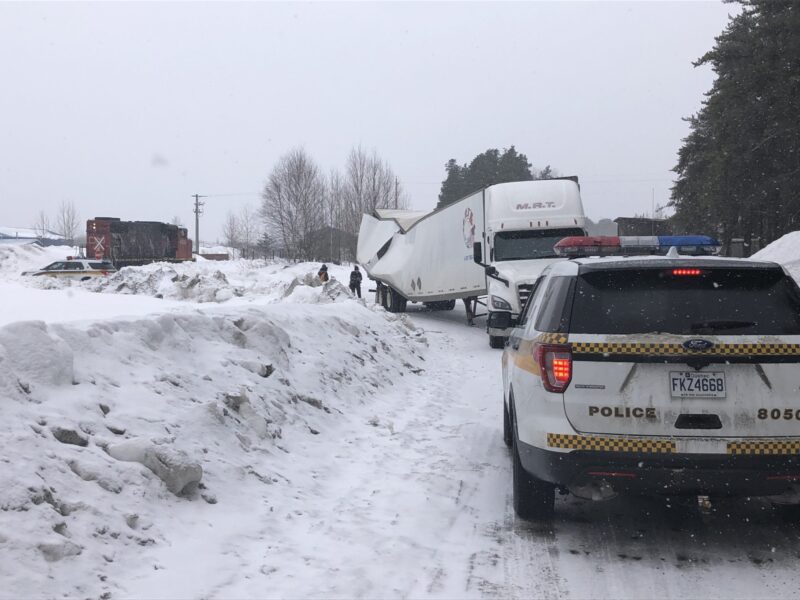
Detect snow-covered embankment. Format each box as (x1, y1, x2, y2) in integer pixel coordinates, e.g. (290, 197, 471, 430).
(0, 275, 427, 598)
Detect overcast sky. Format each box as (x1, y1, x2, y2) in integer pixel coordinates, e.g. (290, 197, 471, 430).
(0, 1, 736, 243)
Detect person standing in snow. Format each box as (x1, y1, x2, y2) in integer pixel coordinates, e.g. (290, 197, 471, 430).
(318, 264, 329, 283)
(463, 296, 477, 326)
(349, 265, 363, 298)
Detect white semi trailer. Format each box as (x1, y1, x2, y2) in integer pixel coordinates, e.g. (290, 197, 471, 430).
(357, 178, 587, 347)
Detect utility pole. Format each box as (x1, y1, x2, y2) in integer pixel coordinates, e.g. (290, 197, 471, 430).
(394, 177, 399, 209)
(192, 194, 206, 254)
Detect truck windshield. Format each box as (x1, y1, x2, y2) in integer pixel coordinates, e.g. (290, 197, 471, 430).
(494, 228, 584, 261)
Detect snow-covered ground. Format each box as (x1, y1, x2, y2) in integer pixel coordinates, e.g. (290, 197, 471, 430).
(2, 240, 800, 599)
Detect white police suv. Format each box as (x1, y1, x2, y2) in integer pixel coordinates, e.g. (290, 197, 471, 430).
(23, 257, 116, 280)
(502, 235, 800, 520)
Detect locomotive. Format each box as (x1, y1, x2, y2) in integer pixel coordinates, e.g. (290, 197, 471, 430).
(86, 217, 193, 268)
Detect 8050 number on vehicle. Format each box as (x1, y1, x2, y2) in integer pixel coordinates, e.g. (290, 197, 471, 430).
(758, 408, 800, 420)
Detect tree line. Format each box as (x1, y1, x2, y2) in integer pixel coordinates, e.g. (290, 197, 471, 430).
(437, 146, 558, 208)
(222, 145, 407, 261)
(670, 0, 800, 252)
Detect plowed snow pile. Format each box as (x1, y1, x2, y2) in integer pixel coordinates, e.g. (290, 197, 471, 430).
(0, 258, 426, 598)
(88, 260, 291, 303)
(751, 230, 800, 280)
(0, 243, 73, 281)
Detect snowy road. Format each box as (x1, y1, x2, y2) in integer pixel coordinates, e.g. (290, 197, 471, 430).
(400, 305, 800, 600)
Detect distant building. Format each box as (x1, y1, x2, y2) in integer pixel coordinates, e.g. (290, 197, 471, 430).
(613, 217, 673, 237)
(0, 226, 66, 246)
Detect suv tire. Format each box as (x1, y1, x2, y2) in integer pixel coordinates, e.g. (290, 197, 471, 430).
(503, 401, 512, 448)
(511, 407, 555, 521)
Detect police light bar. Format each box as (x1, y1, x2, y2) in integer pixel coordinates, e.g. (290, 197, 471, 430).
(554, 235, 721, 258)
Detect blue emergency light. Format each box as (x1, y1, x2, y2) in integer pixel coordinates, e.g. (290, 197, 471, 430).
(554, 235, 721, 258)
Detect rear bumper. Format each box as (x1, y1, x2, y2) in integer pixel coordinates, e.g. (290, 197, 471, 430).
(518, 440, 800, 497)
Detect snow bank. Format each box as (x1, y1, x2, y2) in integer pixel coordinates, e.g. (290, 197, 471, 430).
(0, 296, 426, 598)
(751, 231, 800, 281)
(2, 243, 360, 308)
(89, 260, 354, 304)
(0, 243, 72, 282)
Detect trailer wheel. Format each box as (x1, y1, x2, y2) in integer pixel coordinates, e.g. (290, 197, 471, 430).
(386, 288, 407, 313)
(489, 335, 506, 349)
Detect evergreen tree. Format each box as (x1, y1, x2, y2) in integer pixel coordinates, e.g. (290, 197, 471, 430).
(497, 146, 534, 183)
(437, 146, 542, 208)
(437, 159, 468, 208)
(671, 1, 800, 251)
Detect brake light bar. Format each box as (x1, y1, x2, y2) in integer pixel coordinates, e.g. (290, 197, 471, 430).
(672, 268, 703, 276)
(554, 235, 721, 258)
(534, 343, 572, 393)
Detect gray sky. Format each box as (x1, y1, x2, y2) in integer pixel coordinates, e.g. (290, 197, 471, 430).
(0, 1, 735, 243)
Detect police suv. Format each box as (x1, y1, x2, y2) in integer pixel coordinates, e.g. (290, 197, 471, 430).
(502, 235, 800, 520)
(23, 257, 116, 280)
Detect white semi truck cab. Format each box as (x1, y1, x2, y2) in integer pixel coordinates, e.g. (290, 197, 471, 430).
(357, 178, 587, 348)
(475, 179, 587, 347)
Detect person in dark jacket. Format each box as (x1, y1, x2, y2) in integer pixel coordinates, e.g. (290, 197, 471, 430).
(318, 264, 329, 283)
(349, 265, 363, 298)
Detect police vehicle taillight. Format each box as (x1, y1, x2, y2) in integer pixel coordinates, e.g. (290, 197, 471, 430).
(554, 235, 721, 258)
(535, 343, 572, 393)
(672, 268, 703, 276)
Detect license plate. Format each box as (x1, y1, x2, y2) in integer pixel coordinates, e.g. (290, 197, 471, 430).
(669, 371, 726, 398)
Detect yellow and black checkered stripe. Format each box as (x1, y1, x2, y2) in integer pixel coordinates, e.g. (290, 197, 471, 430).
(571, 341, 800, 358)
(727, 440, 800, 456)
(536, 333, 568, 344)
(547, 433, 676, 454)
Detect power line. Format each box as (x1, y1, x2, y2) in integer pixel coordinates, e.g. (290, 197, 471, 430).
(202, 192, 262, 198)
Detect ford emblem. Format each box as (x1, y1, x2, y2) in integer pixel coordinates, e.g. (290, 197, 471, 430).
(683, 338, 715, 352)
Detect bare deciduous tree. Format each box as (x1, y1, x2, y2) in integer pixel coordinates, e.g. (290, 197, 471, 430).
(222, 211, 240, 254)
(239, 205, 257, 259)
(33, 211, 50, 241)
(260, 148, 325, 259)
(170, 215, 184, 227)
(340, 145, 407, 244)
(56, 200, 80, 244)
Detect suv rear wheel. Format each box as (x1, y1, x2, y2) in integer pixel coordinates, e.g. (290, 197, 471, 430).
(503, 400, 512, 448)
(510, 402, 555, 520)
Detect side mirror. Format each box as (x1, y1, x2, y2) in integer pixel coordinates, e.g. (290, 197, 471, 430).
(485, 265, 497, 276)
(473, 241, 483, 264)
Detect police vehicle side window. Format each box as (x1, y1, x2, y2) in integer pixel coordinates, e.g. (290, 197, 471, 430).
(534, 276, 575, 333)
(44, 262, 66, 271)
(517, 276, 545, 328)
(63, 262, 84, 270)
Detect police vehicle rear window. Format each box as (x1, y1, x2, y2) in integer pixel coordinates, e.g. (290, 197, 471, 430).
(569, 268, 800, 335)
